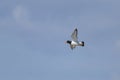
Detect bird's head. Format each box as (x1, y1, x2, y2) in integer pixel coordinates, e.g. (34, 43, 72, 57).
(66, 40, 71, 44)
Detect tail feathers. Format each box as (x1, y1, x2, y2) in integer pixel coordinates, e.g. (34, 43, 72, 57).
(80, 41, 84, 47)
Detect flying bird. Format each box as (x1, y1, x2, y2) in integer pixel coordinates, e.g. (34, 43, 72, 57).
(66, 28, 84, 49)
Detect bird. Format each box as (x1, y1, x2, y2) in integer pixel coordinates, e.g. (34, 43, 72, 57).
(66, 28, 84, 49)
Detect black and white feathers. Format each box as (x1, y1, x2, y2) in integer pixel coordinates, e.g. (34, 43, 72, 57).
(66, 28, 84, 49)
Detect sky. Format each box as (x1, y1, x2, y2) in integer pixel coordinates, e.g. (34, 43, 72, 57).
(0, 0, 120, 80)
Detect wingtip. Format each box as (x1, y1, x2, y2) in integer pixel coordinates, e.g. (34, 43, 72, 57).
(75, 28, 78, 31)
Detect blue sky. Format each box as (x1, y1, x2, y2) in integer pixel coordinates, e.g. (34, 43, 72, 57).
(0, 0, 120, 80)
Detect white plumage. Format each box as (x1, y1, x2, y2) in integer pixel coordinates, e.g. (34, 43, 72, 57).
(66, 28, 84, 49)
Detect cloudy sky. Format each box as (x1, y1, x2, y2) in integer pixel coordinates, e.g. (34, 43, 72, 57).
(0, 0, 120, 80)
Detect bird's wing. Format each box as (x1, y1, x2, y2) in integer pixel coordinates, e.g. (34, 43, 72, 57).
(71, 28, 78, 42)
(70, 45, 76, 50)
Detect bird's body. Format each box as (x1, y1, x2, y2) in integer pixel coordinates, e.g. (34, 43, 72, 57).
(66, 28, 84, 49)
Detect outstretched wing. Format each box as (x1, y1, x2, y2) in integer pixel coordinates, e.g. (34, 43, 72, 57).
(71, 28, 78, 42)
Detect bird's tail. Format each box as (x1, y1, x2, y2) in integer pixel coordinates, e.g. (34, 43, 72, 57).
(79, 41, 84, 47)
